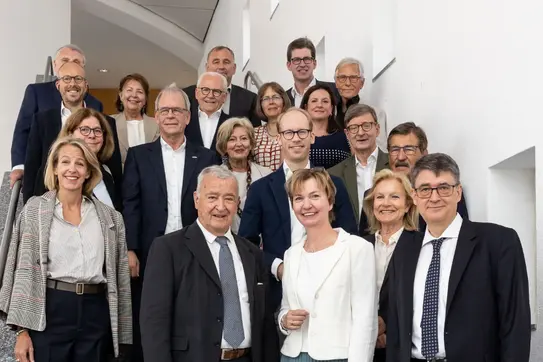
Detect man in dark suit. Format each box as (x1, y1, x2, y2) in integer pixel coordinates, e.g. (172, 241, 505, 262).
(123, 84, 219, 362)
(284, 37, 338, 107)
(185, 72, 230, 152)
(385, 153, 530, 362)
(10, 44, 103, 187)
(238, 108, 357, 309)
(140, 165, 279, 362)
(183, 46, 259, 127)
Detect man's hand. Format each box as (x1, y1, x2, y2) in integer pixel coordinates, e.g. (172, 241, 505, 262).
(10, 169, 23, 188)
(277, 263, 284, 281)
(378, 316, 386, 335)
(127, 251, 140, 278)
(376, 333, 386, 349)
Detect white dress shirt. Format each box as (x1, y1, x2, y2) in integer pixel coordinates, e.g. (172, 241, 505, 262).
(197, 219, 251, 349)
(411, 213, 463, 359)
(126, 120, 146, 147)
(291, 77, 317, 108)
(92, 179, 114, 208)
(222, 85, 233, 115)
(374, 227, 403, 296)
(198, 108, 222, 149)
(161, 137, 186, 234)
(355, 147, 379, 218)
(270, 161, 311, 280)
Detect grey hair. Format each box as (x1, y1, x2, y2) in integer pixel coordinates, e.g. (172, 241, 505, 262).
(196, 165, 238, 195)
(197, 72, 228, 91)
(410, 153, 461, 186)
(344, 104, 378, 126)
(154, 82, 191, 112)
(334, 57, 365, 77)
(206, 45, 236, 62)
(54, 44, 86, 65)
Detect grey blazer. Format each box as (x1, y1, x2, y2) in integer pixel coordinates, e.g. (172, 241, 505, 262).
(0, 191, 132, 356)
(111, 112, 160, 164)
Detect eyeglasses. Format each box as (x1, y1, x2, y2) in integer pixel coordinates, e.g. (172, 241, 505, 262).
(389, 145, 420, 156)
(261, 95, 283, 104)
(414, 184, 458, 199)
(60, 75, 86, 84)
(280, 129, 311, 140)
(77, 126, 103, 137)
(198, 87, 225, 97)
(290, 57, 315, 65)
(336, 75, 362, 83)
(346, 122, 377, 134)
(158, 107, 188, 117)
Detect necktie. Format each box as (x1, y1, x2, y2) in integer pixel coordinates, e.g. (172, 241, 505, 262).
(216, 236, 245, 348)
(420, 237, 446, 359)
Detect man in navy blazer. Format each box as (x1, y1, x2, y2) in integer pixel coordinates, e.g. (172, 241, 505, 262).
(10, 44, 103, 186)
(238, 108, 357, 309)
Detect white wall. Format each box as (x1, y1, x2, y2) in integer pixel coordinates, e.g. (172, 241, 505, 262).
(203, 0, 543, 358)
(0, 0, 71, 172)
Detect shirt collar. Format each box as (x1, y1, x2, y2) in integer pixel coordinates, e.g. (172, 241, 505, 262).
(61, 101, 85, 117)
(282, 160, 311, 180)
(291, 77, 317, 98)
(197, 218, 235, 245)
(355, 147, 379, 166)
(422, 213, 463, 246)
(55, 195, 91, 206)
(198, 108, 222, 119)
(160, 136, 187, 152)
(375, 226, 404, 246)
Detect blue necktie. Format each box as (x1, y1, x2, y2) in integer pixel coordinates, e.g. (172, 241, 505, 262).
(420, 237, 446, 359)
(216, 236, 245, 348)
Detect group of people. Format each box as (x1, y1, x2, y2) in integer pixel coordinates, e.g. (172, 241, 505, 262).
(0, 36, 532, 362)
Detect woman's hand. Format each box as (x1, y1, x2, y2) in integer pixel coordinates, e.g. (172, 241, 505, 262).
(14, 330, 34, 362)
(281, 309, 309, 330)
(127, 250, 140, 278)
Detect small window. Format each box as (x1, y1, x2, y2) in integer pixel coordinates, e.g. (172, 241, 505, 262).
(242, 1, 251, 68)
(270, 0, 280, 19)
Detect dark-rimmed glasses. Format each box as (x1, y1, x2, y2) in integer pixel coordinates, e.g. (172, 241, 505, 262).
(77, 126, 103, 137)
(389, 145, 420, 156)
(60, 75, 86, 84)
(280, 129, 311, 140)
(198, 87, 225, 97)
(158, 107, 188, 117)
(414, 184, 458, 198)
(290, 57, 315, 65)
(346, 122, 376, 134)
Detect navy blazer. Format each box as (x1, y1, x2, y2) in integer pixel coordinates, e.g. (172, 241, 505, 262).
(122, 138, 219, 274)
(11, 81, 103, 167)
(238, 166, 358, 307)
(286, 79, 340, 106)
(185, 104, 230, 152)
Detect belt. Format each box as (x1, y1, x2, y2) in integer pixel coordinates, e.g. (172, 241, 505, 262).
(221, 348, 250, 360)
(411, 358, 447, 362)
(46, 279, 106, 295)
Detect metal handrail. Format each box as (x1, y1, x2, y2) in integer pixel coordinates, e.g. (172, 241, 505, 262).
(243, 71, 263, 90)
(43, 56, 54, 82)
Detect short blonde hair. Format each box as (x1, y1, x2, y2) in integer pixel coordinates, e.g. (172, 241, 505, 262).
(58, 108, 115, 163)
(215, 117, 255, 158)
(44, 136, 103, 197)
(285, 168, 336, 222)
(277, 108, 313, 132)
(363, 169, 418, 234)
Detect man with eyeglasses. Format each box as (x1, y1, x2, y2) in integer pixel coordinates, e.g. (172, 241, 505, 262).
(185, 72, 230, 151)
(285, 37, 338, 107)
(239, 107, 357, 311)
(10, 44, 103, 188)
(384, 153, 530, 362)
(123, 83, 219, 362)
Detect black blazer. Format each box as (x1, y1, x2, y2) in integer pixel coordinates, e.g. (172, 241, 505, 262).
(122, 138, 219, 274)
(286, 79, 339, 106)
(183, 84, 260, 127)
(185, 104, 230, 152)
(385, 220, 531, 362)
(11, 81, 103, 167)
(140, 223, 279, 362)
(22, 108, 122, 207)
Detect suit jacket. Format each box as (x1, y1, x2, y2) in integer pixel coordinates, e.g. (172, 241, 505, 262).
(286, 79, 339, 106)
(11, 81, 103, 167)
(110, 112, 159, 164)
(140, 222, 279, 362)
(238, 166, 358, 308)
(0, 191, 131, 357)
(185, 105, 230, 151)
(280, 228, 377, 361)
(183, 84, 260, 127)
(22, 108, 123, 207)
(328, 150, 389, 221)
(122, 138, 219, 273)
(385, 220, 531, 362)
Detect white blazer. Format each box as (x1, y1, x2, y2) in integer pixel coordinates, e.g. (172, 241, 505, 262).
(278, 228, 377, 361)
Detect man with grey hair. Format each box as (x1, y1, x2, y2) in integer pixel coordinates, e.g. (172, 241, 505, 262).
(10, 44, 103, 186)
(141, 165, 279, 362)
(123, 84, 219, 362)
(385, 153, 530, 362)
(183, 46, 260, 126)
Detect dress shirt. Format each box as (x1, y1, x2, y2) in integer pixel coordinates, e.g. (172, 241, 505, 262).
(270, 161, 311, 279)
(355, 147, 379, 218)
(222, 85, 233, 115)
(161, 137, 186, 234)
(198, 108, 222, 148)
(47, 197, 106, 284)
(126, 119, 146, 147)
(291, 77, 317, 108)
(411, 213, 463, 359)
(61, 101, 86, 125)
(92, 179, 114, 208)
(374, 227, 403, 296)
(197, 219, 251, 349)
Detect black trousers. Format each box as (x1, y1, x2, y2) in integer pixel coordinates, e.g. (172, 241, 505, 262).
(130, 278, 144, 362)
(30, 288, 111, 362)
(373, 348, 386, 362)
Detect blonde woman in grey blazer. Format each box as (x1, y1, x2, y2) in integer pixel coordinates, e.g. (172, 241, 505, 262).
(111, 73, 159, 164)
(0, 137, 131, 362)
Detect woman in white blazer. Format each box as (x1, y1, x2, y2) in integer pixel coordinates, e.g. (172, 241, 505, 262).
(279, 168, 378, 362)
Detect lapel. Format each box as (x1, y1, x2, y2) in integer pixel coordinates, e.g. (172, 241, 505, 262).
(376, 149, 389, 172)
(38, 191, 57, 271)
(114, 113, 129, 156)
(269, 168, 291, 241)
(234, 236, 255, 312)
(400, 230, 424, 329)
(181, 141, 198, 200)
(146, 139, 167, 198)
(143, 114, 159, 143)
(184, 223, 222, 290)
(188, 105, 204, 146)
(211, 112, 229, 149)
(342, 156, 359, 218)
(228, 86, 239, 115)
(446, 220, 478, 316)
(101, 165, 115, 199)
